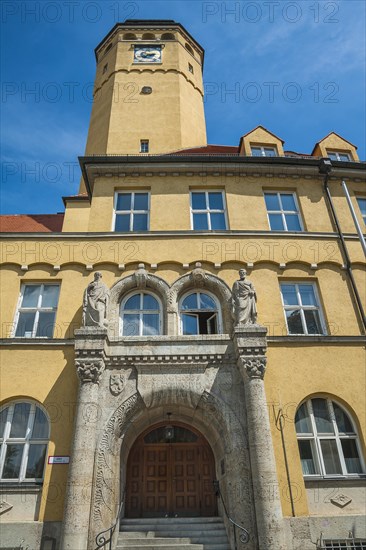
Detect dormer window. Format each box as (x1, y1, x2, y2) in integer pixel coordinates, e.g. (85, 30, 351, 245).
(251, 145, 278, 157)
(327, 151, 352, 161)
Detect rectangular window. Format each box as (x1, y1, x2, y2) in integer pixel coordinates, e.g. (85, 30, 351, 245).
(280, 283, 326, 335)
(114, 192, 149, 231)
(356, 197, 366, 225)
(14, 284, 60, 338)
(264, 192, 303, 231)
(251, 145, 278, 157)
(327, 151, 351, 161)
(190, 191, 227, 230)
(140, 140, 149, 153)
(102, 63, 108, 74)
(188, 63, 194, 73)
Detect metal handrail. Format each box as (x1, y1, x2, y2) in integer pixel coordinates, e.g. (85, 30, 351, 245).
(213, 480, 250, 548)
(95, 488, 125, 550)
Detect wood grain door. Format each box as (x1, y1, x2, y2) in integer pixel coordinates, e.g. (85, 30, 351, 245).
(126, 423, 217, 518)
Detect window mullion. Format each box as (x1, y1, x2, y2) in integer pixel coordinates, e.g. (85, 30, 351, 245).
(32, 310, 40, 337)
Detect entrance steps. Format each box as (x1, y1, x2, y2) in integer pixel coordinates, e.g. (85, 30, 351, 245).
(118, 517, 230, 550)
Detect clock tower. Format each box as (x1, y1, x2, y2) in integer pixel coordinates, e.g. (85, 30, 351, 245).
(84, 20, 207, 157)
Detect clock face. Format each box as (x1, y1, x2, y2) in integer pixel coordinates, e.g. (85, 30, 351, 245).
(134, 45, 162, 64)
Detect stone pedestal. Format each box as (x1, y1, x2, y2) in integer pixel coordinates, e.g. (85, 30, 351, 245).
(233, 325, 286, 550)
(61, 328, 107, 550)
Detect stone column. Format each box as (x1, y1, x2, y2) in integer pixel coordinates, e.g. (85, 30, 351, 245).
(61, 328, 107, 550)
(234, 326, 286, 550)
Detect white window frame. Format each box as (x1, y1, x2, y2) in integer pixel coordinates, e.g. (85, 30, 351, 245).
(296, 397, 365, 478)
(356, 197, 366, 225)
(113, 191, 150, 232)
(13, 283, 60, 338)
(140, 140, 149, 153)
(326, 151, 351, 161)
(264, 191, 304, 231)
(190, 190, 228, 231)
(120, 291, 162, 336)
(251, 145, 278, 157)
(178, 290, 222, 335)
(0, 401, 50, 483)
(280, 282, 327, 335)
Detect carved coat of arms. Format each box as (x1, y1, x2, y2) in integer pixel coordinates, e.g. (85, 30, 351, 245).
(110, 373, 125, 396)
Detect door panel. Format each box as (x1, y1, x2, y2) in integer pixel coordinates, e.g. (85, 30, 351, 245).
(126, 424, 217, 518)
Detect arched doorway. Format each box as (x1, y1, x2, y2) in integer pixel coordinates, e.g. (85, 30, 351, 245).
(125, 422, 217, 518)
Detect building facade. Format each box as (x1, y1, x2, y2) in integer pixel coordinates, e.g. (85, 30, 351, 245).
(1, 19, 365, 550)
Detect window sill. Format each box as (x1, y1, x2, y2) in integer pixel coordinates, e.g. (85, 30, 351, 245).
(304, 475, 366, 483)
(0, 481, 43, 493)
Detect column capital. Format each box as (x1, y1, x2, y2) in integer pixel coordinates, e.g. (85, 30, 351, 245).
(76, 358, 105, 384)
(239, 356, 267, 380)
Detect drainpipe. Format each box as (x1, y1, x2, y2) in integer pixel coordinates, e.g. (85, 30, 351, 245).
(319, 159, 366, 333)
(341, 180, 366, 257)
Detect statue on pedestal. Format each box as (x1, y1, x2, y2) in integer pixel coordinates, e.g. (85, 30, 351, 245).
(82, 272, 109, 328)
(232, 269, 257, 326)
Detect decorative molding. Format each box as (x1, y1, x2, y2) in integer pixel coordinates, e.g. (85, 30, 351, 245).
(93, 393, 143, 526)
(105, 354, 226, 368)
(76, 359, 105, 384)
(239, 357, 267, 380)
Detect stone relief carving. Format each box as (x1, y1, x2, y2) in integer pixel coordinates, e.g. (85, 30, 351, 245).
(76, 360, 105, 384)
(109, 373, 126, 396)
(93, 393, 143, 526)
(134, 265, 148, 289)
(82, 272, 110, 328)
(240, 357, 266, 379)
(330, 494, 352, 508)
(0, 500, 13, 516)
(232, 269, 257, 326)
(190, 264, 207, 287)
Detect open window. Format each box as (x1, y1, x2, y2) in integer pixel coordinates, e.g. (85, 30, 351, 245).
(179, 292, 220, 335)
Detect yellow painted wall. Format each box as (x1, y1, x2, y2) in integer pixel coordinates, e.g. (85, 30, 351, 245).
(0, 347, 78, 521)
(266, 344, 366, 516)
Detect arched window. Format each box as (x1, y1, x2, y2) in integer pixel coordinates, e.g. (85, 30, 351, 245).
(123, 33, 137, 40)
(185, 43, 194, 56)
(0, 402, 49, 482)
(295, 397, 364, 476)
(179, 292, 220, 335)
(142, 33, 155, 40)
(161, 33, 175, 41)
(121, 292, 161, 336)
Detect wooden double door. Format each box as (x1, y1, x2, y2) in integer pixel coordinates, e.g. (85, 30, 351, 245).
(126, 423, 217, 518)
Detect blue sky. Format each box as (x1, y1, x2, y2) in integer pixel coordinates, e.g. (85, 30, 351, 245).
(1, 0, 365, 215)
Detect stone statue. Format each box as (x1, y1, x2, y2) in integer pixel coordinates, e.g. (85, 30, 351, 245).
(232, 269, 257, 326)
(82, 272, 110, 328)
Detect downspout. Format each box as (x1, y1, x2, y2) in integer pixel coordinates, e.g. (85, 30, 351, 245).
(319, 159, 366, 333)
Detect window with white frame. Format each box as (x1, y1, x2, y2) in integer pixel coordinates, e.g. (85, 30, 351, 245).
(0, 402, 49, 482)
(295, 397, 364, 477)
(190, 191, 227, 230)
(327, 151, 351, 161)
(114, 192, 149, 231)
(140, 140, 149, 153)
(356, 197, 366, 225)
(251, 145, 278, 157)
(14, 284, 60, 338)
(121, 292, 161, 336)
(280, 283, 326, 335)
(179, 291, 220, 335)
(264, 192, 303, 231)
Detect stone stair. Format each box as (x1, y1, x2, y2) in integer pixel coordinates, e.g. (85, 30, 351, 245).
(117, 517, 230, 550)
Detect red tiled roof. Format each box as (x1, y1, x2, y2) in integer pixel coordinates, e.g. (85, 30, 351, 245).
(0, 213, 64, 233)
(168, 145, 239, 155)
